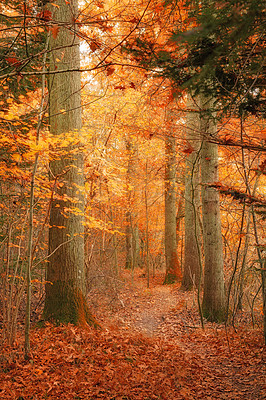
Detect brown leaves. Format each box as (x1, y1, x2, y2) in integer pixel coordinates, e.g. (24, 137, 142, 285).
(1, 278, 265, 399)
(106, 66, 115, 76)
(89, 41, 100, 52)
(0, 323, 188, 399)
(182, 142, 194, 155)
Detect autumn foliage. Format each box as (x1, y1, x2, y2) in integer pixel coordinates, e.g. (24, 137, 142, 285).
(0, 0, 265, 398)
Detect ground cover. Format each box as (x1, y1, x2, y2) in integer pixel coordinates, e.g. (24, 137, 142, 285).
(0, 272, 265, 399)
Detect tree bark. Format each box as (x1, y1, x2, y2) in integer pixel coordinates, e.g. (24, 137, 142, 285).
(43, 0, 96, 326)
(200, 95, 226, 322)
(164, 107, 181, 284)
(182, 95, 202, 290)
(125, 137, 139, 270)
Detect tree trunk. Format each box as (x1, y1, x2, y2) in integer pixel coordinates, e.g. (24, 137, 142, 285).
(182, 95, 201, 290)
(125, 137, 139, 270)
(164, 108, 181, 284)
(200, 95, 226, 322)
(262, 257, 266, 344)
(43, 0, 96, 326)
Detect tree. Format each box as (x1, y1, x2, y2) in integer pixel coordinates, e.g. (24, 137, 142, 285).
(164, 105, 181, 284)
(43, 0, 95, 326)
(200, 94, 226, 321)
(125, 135, 139, 270)
(182, 94, 201, 290)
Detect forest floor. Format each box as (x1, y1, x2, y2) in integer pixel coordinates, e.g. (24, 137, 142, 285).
(1, 270, 265, 399)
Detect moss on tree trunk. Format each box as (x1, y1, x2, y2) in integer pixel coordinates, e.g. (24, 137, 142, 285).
(43, 281, 97, 327)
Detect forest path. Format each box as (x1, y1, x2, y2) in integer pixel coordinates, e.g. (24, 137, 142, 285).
(97, 272, 266, 400)
(111, 272, 201, 340)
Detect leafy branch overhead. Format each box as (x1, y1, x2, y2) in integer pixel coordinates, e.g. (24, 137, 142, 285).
(125, 0, 265, 116)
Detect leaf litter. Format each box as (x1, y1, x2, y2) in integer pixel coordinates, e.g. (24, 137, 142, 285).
(0, 272, 265, 399)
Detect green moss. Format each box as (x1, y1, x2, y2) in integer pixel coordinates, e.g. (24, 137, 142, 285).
(163, 272, 178, 285)
(43, 280, 99, 328)
(202, 305, 226, 323)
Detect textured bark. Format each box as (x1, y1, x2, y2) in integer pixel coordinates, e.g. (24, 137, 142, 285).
(200, 95, 226, 322)
(262, 258, 266, 344)
(164, 108, 181, 284)
(125, 137, 139, 270)
(182, 95, 202, 290)
(43, 0, 95, 326)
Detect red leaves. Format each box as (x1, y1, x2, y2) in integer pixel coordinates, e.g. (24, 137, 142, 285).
(113, 83, 136, 90)
(114, 85, 126, 91)
(130, 17, 139, 24)
(6, 57, 22, 68)
(36, 10, 52, 21)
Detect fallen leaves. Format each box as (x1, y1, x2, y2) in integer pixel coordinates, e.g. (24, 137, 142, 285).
(0, 275, 265, 399)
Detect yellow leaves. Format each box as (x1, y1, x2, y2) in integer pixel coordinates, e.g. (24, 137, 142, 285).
(12, 153, 22, 163)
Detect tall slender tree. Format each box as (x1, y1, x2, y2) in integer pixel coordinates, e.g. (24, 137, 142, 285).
(125, 136, 139, 270)
(43, 0, 95, 325)
(164, 106, 181, 284)
(182, 94, 201, 290)
(200, 94, 226, 322)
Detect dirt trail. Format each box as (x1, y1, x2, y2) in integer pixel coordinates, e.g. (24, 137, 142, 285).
(128, 285, 180, 336)
(113, 277, 201, 340)
(91, 272, 265, 399)
(114, 278, 266, 399)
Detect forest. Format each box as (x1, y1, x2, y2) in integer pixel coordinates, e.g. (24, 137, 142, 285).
(0, 0, 265, 398)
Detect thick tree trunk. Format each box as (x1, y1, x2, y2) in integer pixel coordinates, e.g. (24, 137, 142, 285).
(200, 95, 226, 322)
(164, 108, 181, 284)
(182, 95, 201, 290)
(43, 0, 95, 326)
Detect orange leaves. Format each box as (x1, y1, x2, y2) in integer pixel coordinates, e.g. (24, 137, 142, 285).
(95, 0, 105, 8)
(36, 10, 52, 21)
(1, 287, 265, 400)
(51, 24, 60, 39)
